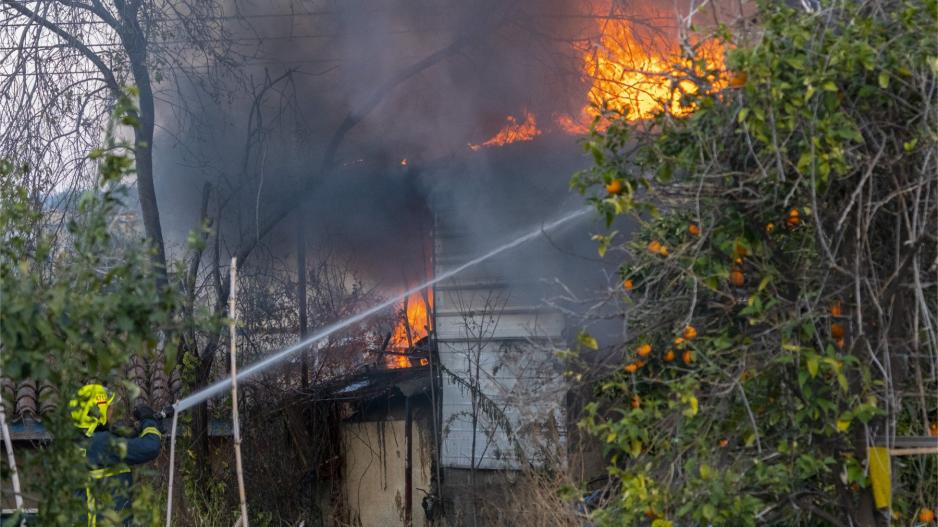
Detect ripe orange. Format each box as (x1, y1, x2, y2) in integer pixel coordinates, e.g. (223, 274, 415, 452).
(765, 222, 775, 234)
(730, 269, 745, 287)
(637, 343, 652, 357)
(835, 338, 845, 350)
(648, 240, 662, 254)
(719, 438, 729, 448)
(683, 325, 698, 340)
(631, 395, 641, 409)
(729, 71, 748, 88)
(624, 363, 638, 374)
(919, 508, 935, 523)
(831, 302, 842, 317)
(787, 208, 801, 227)
(688, 223, 700, 236)
(929, 423, 937, 437)
(831, 323, 846, 339)
(606, 179, 623, 195)
(734, 257, 744, 266)
(673, 336, 686, 347)
(682, 350, 694, 365)
(658, 245, 669, 257)
(623, 279, 634, 291)
(664, 350, 675, 362)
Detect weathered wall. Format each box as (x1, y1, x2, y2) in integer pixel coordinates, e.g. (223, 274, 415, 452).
(433, 209, 569, 470)
(340, 419, 432, 527)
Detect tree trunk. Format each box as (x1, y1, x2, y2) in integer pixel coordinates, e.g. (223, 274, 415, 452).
(123, 13, 168, 287)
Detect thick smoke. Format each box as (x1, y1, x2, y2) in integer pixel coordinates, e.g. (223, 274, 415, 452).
(151, 0, 684, 300)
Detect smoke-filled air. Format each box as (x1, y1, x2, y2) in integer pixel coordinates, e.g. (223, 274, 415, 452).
(2, 0, 934, 525)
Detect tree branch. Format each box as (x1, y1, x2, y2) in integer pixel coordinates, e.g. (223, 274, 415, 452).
(231, 33, 478, 274)
(3, 0, 120, 94)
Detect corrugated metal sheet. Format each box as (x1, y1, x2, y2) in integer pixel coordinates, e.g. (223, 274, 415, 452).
(433, 212, 567, 470)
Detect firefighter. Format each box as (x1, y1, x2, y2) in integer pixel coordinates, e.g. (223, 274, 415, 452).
(69, 383, 167, 526)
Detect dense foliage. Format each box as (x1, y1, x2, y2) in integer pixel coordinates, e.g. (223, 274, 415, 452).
(1, 95, 179, 525)
(573, 1, 937, 525)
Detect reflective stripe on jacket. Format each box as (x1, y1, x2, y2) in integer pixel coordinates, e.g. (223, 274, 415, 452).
(83, 419, 161, 526)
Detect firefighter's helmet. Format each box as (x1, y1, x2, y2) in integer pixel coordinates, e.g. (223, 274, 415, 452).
(69, 384, 115, 437)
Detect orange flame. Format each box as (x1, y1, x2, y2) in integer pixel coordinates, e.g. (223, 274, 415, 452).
(560, 8, 725, 130)
(386, 290, 433, 368)
(469, 110, 541, 151)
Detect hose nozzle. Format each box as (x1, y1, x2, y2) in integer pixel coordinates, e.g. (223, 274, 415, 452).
(156, 405, 176, 420)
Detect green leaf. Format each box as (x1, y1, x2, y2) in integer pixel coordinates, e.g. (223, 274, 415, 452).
(578, 332, 599, 350)
(806, 353, 819, 378)
(630, 439, 642, 458)
(878, 72, 889, 89)
(837, 373, 849, 392)
(682, 394, 699, 417)
(836, 416, 851, 432)
(785, 56, 805, 70)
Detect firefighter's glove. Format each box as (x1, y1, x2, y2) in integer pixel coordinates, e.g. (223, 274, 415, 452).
(133, 404, 156, 422)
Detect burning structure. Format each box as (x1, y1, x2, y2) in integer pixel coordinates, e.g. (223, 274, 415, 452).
(0, 0, 734, 523)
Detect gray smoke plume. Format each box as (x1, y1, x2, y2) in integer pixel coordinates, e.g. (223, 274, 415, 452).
(150, 0, 694, 304)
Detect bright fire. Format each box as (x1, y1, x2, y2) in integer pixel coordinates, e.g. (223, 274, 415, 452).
(461, 7, 727, 149)
(559, 7, 725, 130)
(386, 290, 432, 368)
(469, 110, 541, 151)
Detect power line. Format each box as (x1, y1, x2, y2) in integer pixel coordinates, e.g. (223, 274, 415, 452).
(0, 9, 637, 28)
(0, 61, 344, 76)
(0, 10, 341, 27)
(0, 8, 460, 28)
(0, 26, 452, 51)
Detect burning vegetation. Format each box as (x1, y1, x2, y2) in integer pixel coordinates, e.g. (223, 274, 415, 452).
(560, 10, 726, 128)
(469, 5, 727, 148)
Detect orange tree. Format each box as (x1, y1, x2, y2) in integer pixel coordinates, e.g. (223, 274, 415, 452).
(571, 1, 936, 525)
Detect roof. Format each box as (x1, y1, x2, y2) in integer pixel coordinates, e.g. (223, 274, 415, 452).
(1, 355, 181, 434)
(308, 364, 432, 403)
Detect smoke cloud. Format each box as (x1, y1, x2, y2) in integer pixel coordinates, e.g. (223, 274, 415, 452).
(151, 0, 689, 301)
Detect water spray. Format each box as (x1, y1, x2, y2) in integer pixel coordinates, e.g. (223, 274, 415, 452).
(166, 205, 591, 416)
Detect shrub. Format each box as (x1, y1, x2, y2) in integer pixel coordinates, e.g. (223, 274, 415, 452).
(573, 1, 937, 524)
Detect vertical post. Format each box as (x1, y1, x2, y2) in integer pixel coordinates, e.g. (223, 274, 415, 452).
(296, 217, 309, 389)
(230, 258, 249, 527)
(165, 410, 179, 527)
(404, 395, 413, 527)
(0, 370, 26, 527)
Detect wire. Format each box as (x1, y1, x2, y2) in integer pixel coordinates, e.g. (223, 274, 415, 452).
(0, 26, 450, 51)
(0, 8, 461, 28)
